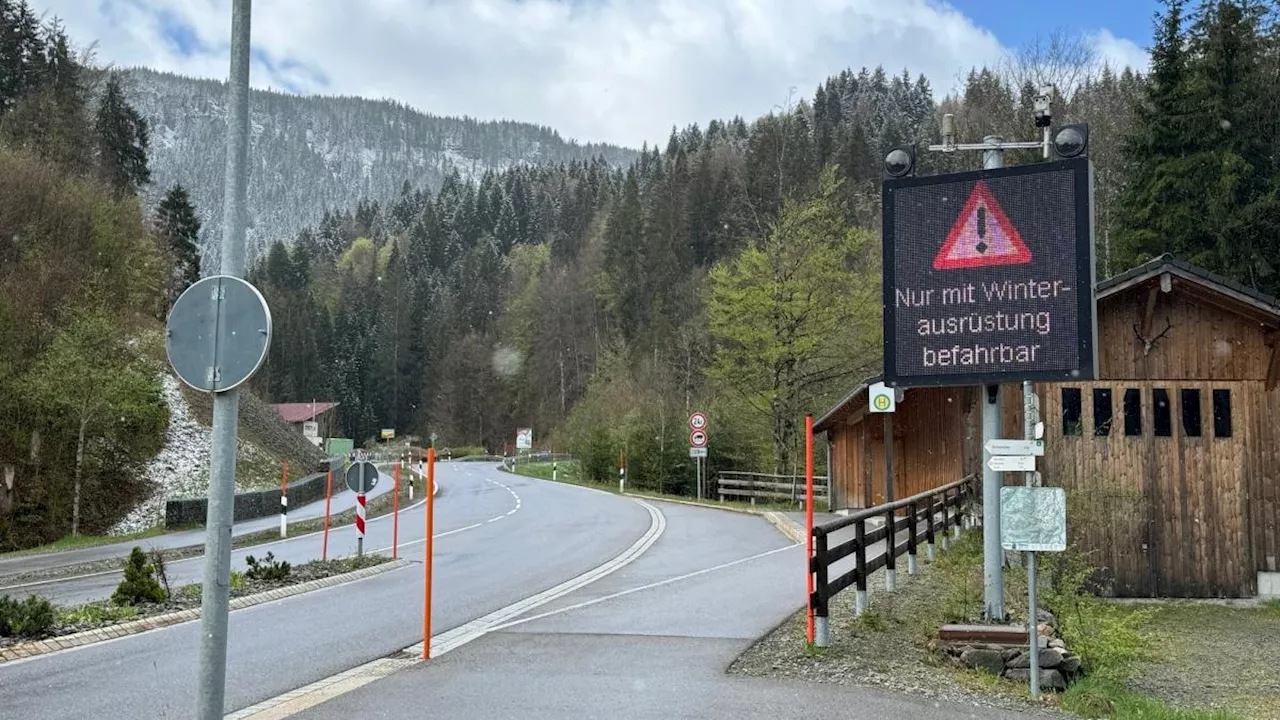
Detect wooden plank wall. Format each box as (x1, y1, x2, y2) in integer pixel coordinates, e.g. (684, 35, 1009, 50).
(1253, 390, 1280, 574)
(1042, 379, 1253, 597)
(830, 387, 969, 509)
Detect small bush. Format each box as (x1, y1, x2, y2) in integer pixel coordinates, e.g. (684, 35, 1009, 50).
(111, 547, 167, 606)
(1043, 548, 1151, 679)
(229, 570, 245, 590)
(0, 594, 57, 638)
(243, 552, 291, 581)
(177, 583, 201, 600)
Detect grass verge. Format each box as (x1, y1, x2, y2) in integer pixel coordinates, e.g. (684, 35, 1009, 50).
(0, 524, 199, 559)
(507, 460, 803, 513)
(1, 554, 391, 650)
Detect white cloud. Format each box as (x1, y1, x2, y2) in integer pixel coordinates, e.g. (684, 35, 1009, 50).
(30, 1, 1145, 148)
(1092, 28, 1150, 74)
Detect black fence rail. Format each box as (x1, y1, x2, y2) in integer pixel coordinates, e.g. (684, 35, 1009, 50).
(808, 474, 977, 646)
(716, 472, 829, 509)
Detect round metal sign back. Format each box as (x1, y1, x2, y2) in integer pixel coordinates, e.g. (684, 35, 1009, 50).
(166, 275, 271, 393)
(345, 461, 379, 494)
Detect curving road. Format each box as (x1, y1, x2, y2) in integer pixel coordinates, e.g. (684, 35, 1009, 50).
(0, 462, 652, 718)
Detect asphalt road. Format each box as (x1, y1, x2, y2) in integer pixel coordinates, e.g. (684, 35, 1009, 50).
(290, 500, 1035, 720)
(0, 465, 398, 579)
(0, 463, 651, 719)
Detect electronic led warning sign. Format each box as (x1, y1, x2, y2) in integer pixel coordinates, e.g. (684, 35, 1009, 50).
(882, 157, 1098, 388)
(934, 181, 1032, 270)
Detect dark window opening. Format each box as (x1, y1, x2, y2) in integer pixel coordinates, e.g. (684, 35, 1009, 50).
(1062, 388, 1082, 436)
(1212, 389, 1232, 438)
(1093, 388, 1113, 436)
(1153, 389, 1172, 437)
(1123, 389, 1142, 436)
(1180, 389, 1202, 437)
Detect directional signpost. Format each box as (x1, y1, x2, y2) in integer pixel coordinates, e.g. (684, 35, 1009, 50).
(345, 460, 379, 557)
(689, 413, 709, 499)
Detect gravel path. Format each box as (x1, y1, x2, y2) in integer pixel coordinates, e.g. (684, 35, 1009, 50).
(1124, 601, 1280, 718)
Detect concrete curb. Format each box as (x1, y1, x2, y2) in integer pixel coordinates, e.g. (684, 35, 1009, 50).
(761, 511, 807, 545)
(0, 558, 413, 664)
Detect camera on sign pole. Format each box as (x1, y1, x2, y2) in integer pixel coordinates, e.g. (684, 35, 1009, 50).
(1032, 84, 1053, 128)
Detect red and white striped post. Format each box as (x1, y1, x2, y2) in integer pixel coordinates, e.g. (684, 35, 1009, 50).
(355, 489, 367, 557)
(279, 461, 288, 538)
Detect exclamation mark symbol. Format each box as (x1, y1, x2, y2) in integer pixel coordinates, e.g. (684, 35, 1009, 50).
(975, 205, 988, 254)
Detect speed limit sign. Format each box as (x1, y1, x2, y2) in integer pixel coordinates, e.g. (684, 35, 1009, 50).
(689, 412, 707, 431)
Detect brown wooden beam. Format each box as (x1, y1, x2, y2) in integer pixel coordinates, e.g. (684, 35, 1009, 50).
(1267, 345, 1280, 391)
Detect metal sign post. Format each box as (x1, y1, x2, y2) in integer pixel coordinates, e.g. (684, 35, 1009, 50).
(345, 461, 379, 557)
(893, 94, 1095, 627)
(869, 382, 898, 590)
(189, 3, 255, 718)
(689, 416, 709, 500)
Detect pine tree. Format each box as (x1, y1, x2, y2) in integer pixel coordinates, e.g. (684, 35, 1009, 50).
(94, 73, 151, 194)
(156, 184, 202, 307)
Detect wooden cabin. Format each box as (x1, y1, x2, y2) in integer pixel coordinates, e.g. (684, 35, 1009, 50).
(816, 255, 1280, 598)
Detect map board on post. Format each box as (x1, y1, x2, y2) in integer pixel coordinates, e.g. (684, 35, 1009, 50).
(881, 157, 1097, 388)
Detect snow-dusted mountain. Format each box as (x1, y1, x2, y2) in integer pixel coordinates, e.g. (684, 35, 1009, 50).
(124, 68, 638, 264)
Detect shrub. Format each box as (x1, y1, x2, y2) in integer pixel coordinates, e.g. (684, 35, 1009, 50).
(243, 552, 291, 581)
(0, 594, 56, 638)
(111, 547, 167, 606)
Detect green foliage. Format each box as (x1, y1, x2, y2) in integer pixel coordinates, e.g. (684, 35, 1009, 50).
(1117, 1, 1280, 291)
(94, 73, 150, 194)
(243, 552, 291, 582)
(0, 594, 56, 638)
(708, 167, 880, 472)
(20, 310, 166, 536)
(111, 547, 167, 606)
(1042, 549, 1153, 681)
(156, 183, 201, 307)
(1062, 676, 1244, 720)
(229, 570, 246, 590)
(58, 602, 138, 626)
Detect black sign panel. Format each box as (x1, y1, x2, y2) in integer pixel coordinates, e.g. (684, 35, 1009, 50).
(882, 157, 1097, 388)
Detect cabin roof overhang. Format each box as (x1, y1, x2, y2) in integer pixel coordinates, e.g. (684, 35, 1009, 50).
(1097, 254, 1280, 327)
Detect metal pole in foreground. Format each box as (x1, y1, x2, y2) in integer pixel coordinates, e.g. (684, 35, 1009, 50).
(980, 135, 1006, 623)
(197, 2, 251, 717)
(883, 411, 896, 592)
(423, 447, 435, 660)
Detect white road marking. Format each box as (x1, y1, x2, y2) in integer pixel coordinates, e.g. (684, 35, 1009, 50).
(226, 498, 666, 720)
(487, 542, 801, 632)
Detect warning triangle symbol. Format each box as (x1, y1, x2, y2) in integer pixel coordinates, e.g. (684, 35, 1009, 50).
(933, 181, 1031, 270)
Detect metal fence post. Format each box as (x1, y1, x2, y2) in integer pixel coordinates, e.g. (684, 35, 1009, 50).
(854, 519, 869, 615)
(907, 501, 919, 575)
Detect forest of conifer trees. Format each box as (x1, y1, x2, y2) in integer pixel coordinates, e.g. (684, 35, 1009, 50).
(249, 2, 1280, 496)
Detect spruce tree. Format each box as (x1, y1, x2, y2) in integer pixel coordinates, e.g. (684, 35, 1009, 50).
(94, 73, 151, 194)
(156, 184, 202, 306)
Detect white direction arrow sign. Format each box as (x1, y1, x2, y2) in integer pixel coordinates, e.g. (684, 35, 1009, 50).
(987, 455, 1037, 472)
(984, 439, 1045, 456)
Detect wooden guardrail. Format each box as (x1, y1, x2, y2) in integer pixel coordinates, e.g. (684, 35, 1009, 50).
(808, 474, 977, 646)
(717, 471, 829, 508)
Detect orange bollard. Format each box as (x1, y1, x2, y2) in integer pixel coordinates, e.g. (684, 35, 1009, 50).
(423, 447, 435, 659)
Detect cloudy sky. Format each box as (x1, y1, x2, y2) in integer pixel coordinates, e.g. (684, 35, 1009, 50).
(32, 0, 1154, 148)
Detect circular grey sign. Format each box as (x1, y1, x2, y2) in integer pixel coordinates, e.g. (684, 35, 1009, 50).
(345, 461, 379, 494)
(166, 275, 271, 393)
